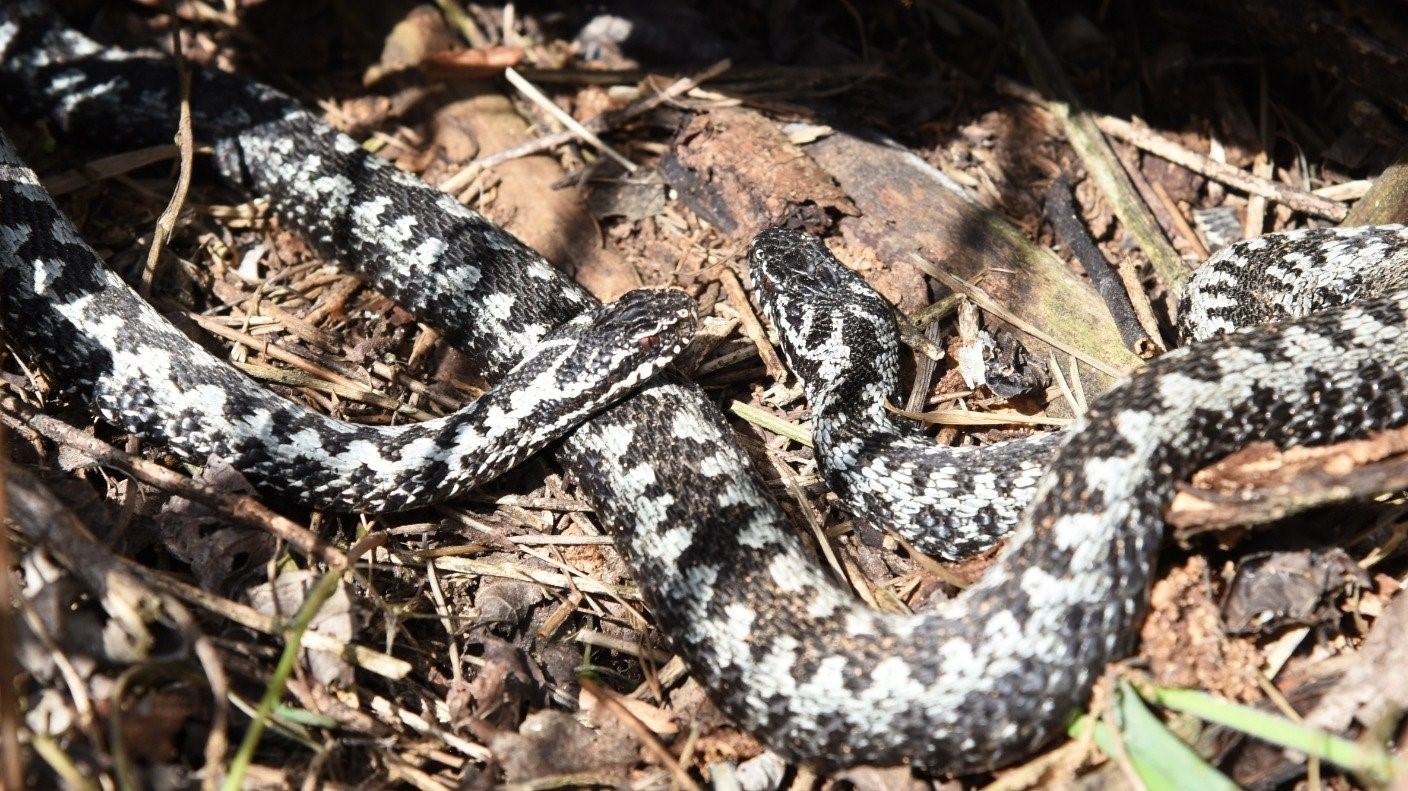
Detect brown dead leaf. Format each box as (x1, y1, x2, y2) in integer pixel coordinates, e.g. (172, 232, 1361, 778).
(454, 636, 536, 728)
(1221, 548, 1369, 635)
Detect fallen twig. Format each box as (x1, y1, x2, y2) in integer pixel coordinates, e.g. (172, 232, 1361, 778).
(440, 59, 731, 194)
(719, 267, 789, 384)
(0, 398, 346, 566)
(1096, 116, 1348, 222)
(141, 24, 196, 296)
(502, 66, 637, 173)
(579, 676, 702, 791)
(1043, 177, 1160, 357)
(1008, 0, 1189, 292)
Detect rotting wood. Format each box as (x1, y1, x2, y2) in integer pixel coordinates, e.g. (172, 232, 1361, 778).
(661, 107, 857, 242)
(805, 130, 1144, 400)
(1169, 425, 1408, 535)
(1344, 149, 1408, 226)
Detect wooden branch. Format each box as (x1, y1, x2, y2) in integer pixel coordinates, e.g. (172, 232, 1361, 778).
(0, 398, 346, 567)
(1007, 0, 1190, 292)
(1169, 425, 1408, 535)
(1095, 116, 1349, 221)
(1043, 177, 1159, 357)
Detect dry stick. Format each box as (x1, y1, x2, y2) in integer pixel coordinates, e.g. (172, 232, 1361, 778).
(1097, 146, 1185, 347)
(909, 255, 1129, 378)
(1095, 116, 1348, 222)
(719, 267, 788, 384)
(1148, 180, 1210, 260)
(905, 320, 944, 412)
(1043, 177, 1159, 358)
(41, 143, 180, 196)
(4, 464, 159, 650)
(1244, 152, 1274, 237)
(889, 404, 1073, 428)
(440, 59, 732, 194)
(0, 399, 345, 567)
(0, 433, 24, 791)
(140, 25, 195, 296)
(1105, 137, 1210, 274)
(1008, 0, 1189, 293)
(502, 66, 637, 173)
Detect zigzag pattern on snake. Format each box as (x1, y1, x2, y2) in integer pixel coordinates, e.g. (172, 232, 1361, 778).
(0, 138, 696, 508)
(4, 3, 1408, 773)
(750, 227, 1408, 560)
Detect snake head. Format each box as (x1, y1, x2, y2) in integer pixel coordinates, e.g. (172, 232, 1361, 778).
(749, 227, 865, 308)
(548, 288, 698, 387)
(598, 287, 698, 356)
(748, 227, 902, 396)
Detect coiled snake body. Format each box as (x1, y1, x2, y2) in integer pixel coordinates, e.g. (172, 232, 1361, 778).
(4, 3, 1408, 773)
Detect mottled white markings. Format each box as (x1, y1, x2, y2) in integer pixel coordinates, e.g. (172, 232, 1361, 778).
(483, 292, 516, 322)
(0, 222, 31, 259)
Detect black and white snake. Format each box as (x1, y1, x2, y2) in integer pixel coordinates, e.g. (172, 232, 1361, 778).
(4, 2, 1407, 774)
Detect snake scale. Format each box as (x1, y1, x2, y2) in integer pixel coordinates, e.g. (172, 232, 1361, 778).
(5, 2, 1408, 774)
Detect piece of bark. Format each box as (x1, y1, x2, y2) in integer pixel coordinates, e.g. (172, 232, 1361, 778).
(1344, 148, 1408, 226)
(806, 131, 1144, 397)
(660, 107, 857, 242)
(1168, 425, 1408, 535)
(1304, 589, 1408, 734)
